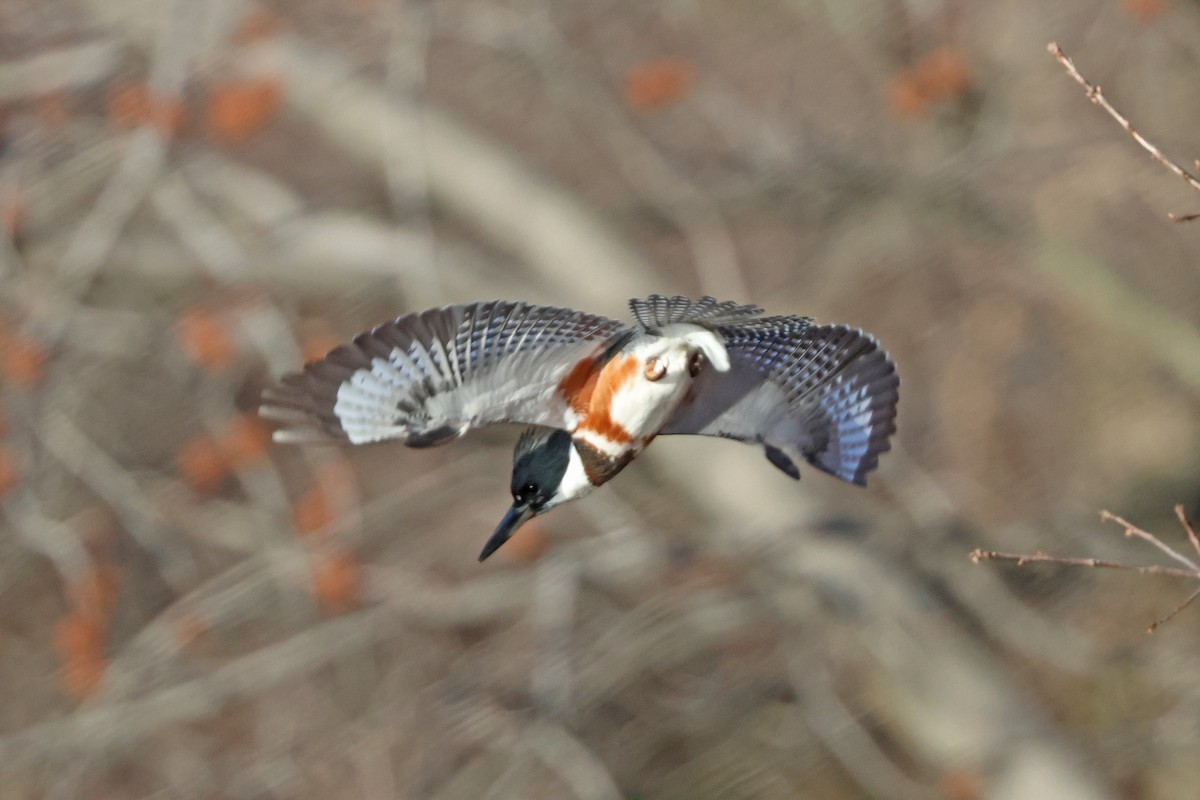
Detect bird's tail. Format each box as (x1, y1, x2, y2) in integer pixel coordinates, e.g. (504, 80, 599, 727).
(629, 294, 766, 330)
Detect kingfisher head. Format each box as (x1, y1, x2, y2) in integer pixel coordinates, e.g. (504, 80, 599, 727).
(478, 427, 591, 561)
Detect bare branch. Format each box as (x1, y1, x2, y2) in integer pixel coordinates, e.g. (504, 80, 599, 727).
(524, 721, 624, 800)
(1147, 585, 1200, 634)
(969, 549, 1198, 580)
(40, 411, 197, 589)
(1174, 504, 1200, 561)
(1100, 509, 1199, 572)
(1049, 42, 1200, 221)
(972, 507, 1200, 631)
(0, 39, 120, 102)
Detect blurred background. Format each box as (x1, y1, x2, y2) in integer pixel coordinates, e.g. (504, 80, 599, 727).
(1, 0, 1199, 797)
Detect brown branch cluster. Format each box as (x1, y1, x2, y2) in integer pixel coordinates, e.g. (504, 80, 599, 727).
(1049, 42, 1200, 222)
(971, 505, 1200, 632)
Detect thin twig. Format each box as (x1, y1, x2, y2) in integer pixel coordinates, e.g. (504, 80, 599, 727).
(1049, 42, 1200, 222)
(1174, 504, 1200, 561)
(524, 720, 624, 800)
(1, 494, 90, 585)
(1100, 509, 1199, 572)
(972, 507, 1200, 632)
(968, 549, 1198, 580)
(0, 39, 120, 102)
(1147, 585, 1200, 634)
(55, 130, 165, 291)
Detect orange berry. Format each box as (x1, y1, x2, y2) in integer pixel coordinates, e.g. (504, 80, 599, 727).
(54, 611, 98, 655)
(220, 414, 271, 468)
(293, 460, 356, 536)
(888, 46, 970, 119)
(148, 94, 186, 138)
(176, 307, 235, 372)
(624, 58, 695, 112)
(68, 563, 120, 621)
(0, 446, 15, 497)
(37, 91, 72, 129)
(311, 549, 361, 614)
(106, 81, 184, 137)
(888, 72, 929, 118)
(175, 613, 210, 647)
(206, 79, 281, 142)
(228, 284, 270, 311)
(293, 483, 332, 536)
(177, 435, 230, 493)
(1, 332, 45, 388)
(917, 46, 970, 99)
(1124, 0, 1165, 23)
(54, 563, 120, 699)
(54, 610, 107, 699)
(0, 191, 27, 246)
(108, 81, 151, 130)
(61, 655, 106, 699)
(939, 767, 984, 800)
(234, 8, 282, 44)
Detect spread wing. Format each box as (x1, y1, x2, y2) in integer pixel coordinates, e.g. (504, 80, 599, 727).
(661, 315, 898, 486)
(261, 301, 629, 446)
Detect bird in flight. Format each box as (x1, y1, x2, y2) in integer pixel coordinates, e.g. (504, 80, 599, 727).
(260, 295, 898, 561)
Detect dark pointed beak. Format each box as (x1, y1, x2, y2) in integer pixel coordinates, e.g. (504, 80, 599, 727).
(479, 504, 535, 562)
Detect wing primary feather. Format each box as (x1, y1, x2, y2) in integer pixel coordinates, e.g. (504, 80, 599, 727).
(661, 317, 898, 487)
(511, 304, 538, 354)
(499, 302, 526, 355)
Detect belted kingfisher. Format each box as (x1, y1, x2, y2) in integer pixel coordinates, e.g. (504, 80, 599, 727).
(260, 295, 898, 561)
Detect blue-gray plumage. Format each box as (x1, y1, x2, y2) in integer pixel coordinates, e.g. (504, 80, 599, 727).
(261, 295, 899, 560)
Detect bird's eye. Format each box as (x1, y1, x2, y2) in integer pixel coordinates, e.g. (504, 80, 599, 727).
(687, 351, 705, 377)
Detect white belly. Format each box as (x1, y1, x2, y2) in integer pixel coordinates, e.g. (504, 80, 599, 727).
(609, 341, 694, 437)
(575, 325, 729, 455)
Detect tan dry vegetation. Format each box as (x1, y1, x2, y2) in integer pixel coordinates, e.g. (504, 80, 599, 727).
(0, 0, 1199, 798)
